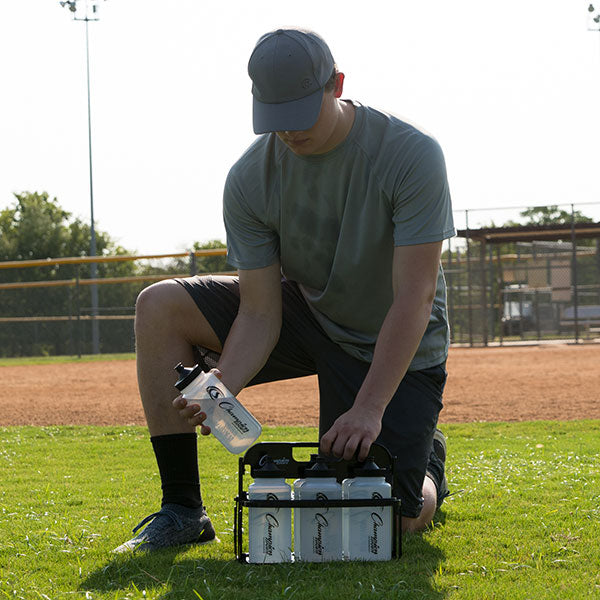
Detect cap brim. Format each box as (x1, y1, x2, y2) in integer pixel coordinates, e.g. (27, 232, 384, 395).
(252, 87, 324, 134)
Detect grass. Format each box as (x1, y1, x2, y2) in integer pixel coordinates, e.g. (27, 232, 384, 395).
(0, 353, 135, 367)
(0, 422, 599, 599)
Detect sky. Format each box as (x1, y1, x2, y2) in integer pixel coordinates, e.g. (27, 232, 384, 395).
(1, 0, 599, 256)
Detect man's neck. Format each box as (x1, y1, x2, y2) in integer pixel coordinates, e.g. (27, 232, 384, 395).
(334, 99, 356, 146)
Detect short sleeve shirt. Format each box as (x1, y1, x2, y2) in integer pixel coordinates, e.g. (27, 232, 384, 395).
(223, 103, 455, 369)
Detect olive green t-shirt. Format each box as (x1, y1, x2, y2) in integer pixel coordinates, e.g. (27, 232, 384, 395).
(223, 103, 455, 369)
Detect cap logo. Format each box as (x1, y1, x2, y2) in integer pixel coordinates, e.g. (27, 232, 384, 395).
(301, 78, 312, 89)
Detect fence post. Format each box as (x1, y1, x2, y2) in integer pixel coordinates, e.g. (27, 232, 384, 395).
(480, 239, 488, 346)
(488, 244, 495, 342)
(465, 211, 473, 347)
(570, 205, 579, 343)
(597, 239, 600, 305)
(76, 265, 82, 359)
(534, 288, 541, 341)
(447, 238, 455, 343)
(497, 246, 504, 346)
(68, 285, 73, 356)
(189, 251, 197, 277)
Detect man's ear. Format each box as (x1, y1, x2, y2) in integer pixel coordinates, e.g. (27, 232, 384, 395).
(334, 72, 345, 98)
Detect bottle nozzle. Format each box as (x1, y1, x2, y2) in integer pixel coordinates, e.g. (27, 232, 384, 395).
(173, 362, 203, 391)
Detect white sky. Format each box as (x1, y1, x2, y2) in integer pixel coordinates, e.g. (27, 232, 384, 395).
(1, 0, 599, 255)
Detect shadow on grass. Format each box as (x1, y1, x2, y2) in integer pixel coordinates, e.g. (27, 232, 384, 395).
(81, 530, 447, 600)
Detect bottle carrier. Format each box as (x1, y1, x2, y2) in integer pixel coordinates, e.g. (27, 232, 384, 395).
(234, 441, 402, 563)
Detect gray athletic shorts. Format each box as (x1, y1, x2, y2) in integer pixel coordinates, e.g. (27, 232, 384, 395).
(175, 275, 447, 518)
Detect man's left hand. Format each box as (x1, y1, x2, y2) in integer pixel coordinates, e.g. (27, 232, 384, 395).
(319, 405, 383, 462)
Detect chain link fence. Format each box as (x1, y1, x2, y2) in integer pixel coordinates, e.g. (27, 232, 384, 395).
(0, 251, 231, 357)
(1, 203, 599, 357)
(444, 202, 600, 345)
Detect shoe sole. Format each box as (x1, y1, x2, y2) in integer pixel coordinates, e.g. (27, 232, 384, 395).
(112, 533, 220, 554)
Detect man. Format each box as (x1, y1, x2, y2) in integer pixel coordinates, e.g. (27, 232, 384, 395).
(114, 27, 455, 553)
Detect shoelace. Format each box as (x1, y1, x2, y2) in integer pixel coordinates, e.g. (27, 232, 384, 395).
(132, 507, 184, 534)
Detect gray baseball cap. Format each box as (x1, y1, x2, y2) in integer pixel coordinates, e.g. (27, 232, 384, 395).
(248, 29, 335, 134)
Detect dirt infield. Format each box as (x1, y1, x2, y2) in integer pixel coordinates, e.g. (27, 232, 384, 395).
(1, 344, 599, 427)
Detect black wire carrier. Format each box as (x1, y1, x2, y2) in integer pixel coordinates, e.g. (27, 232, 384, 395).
(234, 441, 402, 563)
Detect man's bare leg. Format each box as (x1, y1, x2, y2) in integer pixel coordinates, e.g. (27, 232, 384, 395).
(113, 278, 224, 553)
(401, 475, 438, 533)
(134, 279, 222, 436)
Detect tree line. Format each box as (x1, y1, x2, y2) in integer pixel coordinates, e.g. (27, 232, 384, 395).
(0, 191, 230, 356)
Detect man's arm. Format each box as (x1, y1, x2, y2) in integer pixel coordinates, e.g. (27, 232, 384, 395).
(217, 262, 283, 395)
(320, 240, 443, 461)
(175, 262, 282, 430)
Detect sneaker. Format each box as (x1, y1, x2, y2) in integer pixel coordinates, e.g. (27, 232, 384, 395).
(426, 429, 450, 509)
(112, 503, 217, 553)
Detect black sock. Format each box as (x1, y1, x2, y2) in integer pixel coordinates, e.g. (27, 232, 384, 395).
(151, 433, 202, 509)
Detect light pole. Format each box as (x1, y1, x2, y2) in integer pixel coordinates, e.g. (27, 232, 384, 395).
(60, 0, 105, 354)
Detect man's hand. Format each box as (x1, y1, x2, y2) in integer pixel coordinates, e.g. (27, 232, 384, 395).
(172, 368, 223, 436)
(320, 405, 383, 462)
(172, 395, 212, 435)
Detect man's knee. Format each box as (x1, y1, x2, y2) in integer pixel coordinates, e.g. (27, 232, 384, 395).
(401, 476, 437, 533)
(135, 278, 222, 351)
(135, 280, 189, 334)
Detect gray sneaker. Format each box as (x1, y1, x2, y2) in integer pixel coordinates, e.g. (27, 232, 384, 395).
(113, 504, 217, 553)
(427, 429, 450, 509)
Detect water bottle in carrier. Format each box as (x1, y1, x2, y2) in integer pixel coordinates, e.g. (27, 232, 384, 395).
(342, 457, 392, 561)
(174, 363, 261, 454)
(292, 454, 317, 557)
(248, 456, 292, 563)
(294, 455, 342, 562)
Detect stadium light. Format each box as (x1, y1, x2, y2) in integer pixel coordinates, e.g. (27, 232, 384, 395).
(589, 4, 600, 29)
(59, 0, 107, 354)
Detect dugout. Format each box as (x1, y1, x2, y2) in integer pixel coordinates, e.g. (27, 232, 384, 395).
(449, 221, 600, 345)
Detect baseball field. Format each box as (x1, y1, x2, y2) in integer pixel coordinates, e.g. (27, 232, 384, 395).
(2, 344, 599, 426)
(1, 343, 599, 599)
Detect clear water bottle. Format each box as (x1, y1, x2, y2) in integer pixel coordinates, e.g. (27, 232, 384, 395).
(294, 455, 342, 562)
(248, 456, 292, 563)
(174, 363, 262, 454)
(342, 457, 392, 561)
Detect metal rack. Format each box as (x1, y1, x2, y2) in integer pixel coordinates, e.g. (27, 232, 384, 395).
(234, 441, 402, 563)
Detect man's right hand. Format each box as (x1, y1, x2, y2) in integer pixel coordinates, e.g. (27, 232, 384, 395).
(172, 395, 212, 435)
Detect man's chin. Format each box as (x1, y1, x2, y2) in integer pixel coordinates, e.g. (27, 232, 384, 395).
(283, 139, 313, 154)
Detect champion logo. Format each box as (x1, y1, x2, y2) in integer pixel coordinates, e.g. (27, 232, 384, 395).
(217, 400, 250, 434)
(313, 512, 329, 556)
(259, 455, 289, 467)
(263, 512, 280, 556)
(301, 78, 312, 89)
(316, 492, 329, 513)
(206, 385, 222, 401)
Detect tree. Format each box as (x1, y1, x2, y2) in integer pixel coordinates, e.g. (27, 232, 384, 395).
(192, 239, 232, 274)
(0, 191, 139, 356)
(0, 191, 136, 279)
(517, 205, 593, 227)
(156, 239, 232, 276)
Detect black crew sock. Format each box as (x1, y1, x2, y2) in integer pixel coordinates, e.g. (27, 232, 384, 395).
(151, 433, 203, 509)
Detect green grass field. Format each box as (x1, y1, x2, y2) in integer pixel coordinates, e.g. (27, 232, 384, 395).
(0, 353, 135, 367)
(1, 421, 599, 599)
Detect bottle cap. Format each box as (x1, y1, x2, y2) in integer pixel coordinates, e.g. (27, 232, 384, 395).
(353, 456, 388, 477)
(304, 455, 336, 478)
(174, 363, 204, 391)
(251, 455, 285, 478)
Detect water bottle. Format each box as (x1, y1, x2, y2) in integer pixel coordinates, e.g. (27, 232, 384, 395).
(174, 362, 262, 454)
(248, 456, 292, 563)
(294, 455, 342, 562)
(292, 454, 318, 557)
(342, 457, 392, 561)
